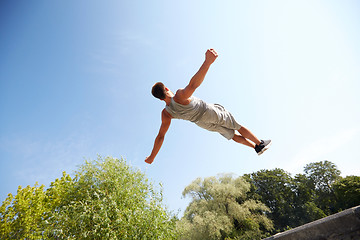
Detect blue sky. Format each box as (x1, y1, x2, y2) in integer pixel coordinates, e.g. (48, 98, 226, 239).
(1, 0, 359, 216)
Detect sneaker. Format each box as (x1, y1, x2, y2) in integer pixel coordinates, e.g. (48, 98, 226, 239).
(255, 140, 272, 156)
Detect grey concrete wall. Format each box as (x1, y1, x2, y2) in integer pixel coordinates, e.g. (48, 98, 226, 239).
(264, 205, 360, 240)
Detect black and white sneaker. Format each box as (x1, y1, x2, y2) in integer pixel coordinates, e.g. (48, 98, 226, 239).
(255, 140, 272, 156)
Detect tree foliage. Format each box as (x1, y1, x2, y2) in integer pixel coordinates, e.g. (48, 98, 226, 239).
(303, 160, 341, 214)
(292, 173, 326, 226)
(179, 160, 359, 237)
(244, 168, 300, 232)
(245, 160, 358, 233)
(0, 156, 178, 239)
(178, 174, 273, 240)
(0, 183, 50, 239)
(1, 157, 359, 239)
(333, 175, 360, 211)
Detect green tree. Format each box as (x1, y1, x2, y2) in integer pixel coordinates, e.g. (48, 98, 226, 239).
(178, 174, 273, 240)
(0, 183, 50, 239)
(333, 175, 360, 211)
(47, 156, 178, 239)
(304, 160, 341, 193)
(292, 173, 326, 226)
(1, 156, 178, 239)
(245, 161, 343, 233)
(304, 160, 341, 214)
(245, 168, 297, 232)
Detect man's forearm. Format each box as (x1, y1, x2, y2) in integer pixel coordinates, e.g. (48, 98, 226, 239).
(188, 60, 212, 89)
(149, 134, 165, 159)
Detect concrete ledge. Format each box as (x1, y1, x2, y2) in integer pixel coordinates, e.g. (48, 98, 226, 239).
(264, 205, 360, 240)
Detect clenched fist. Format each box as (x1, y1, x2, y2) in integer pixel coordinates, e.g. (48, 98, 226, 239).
(205, 49, 218, 64)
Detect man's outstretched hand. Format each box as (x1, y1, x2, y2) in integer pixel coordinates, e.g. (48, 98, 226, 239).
(205, 49, 218, 64)
(145, 156, 154, 164)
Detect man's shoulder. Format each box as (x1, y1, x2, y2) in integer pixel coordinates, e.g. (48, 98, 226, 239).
(161, 108, 172, 119)
(174, 88, 183, 97)
(174, 89, 193, 105)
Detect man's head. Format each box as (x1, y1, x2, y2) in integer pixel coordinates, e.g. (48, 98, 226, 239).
(151, 82, 166, 100)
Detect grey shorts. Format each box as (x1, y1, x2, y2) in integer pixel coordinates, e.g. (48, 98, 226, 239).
(195, 104, 241, 140)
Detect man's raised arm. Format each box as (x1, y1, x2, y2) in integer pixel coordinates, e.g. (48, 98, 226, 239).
(175, 49, 218, 101)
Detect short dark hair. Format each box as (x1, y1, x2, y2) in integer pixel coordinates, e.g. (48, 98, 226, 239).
(152, 82, 166, 100)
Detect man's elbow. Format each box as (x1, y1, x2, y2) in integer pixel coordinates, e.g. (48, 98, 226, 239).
(182, 83, 197, 96)
(189, 80, 199, 90)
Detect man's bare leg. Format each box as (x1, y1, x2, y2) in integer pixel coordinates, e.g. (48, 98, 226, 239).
(232, 134, 255, 148)
(233, 126, 272, 155)
(238, 126, 261, 146)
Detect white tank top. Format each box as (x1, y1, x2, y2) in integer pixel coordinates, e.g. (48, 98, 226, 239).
(165, 96, 208, 123)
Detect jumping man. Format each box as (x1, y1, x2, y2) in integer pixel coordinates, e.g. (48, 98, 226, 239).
(145, 49, 271, 164)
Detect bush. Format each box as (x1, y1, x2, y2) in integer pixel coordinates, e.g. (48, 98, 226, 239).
(0, 156, 178, 239)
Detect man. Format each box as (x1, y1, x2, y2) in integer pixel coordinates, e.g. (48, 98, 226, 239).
(145, 49, 271, 164)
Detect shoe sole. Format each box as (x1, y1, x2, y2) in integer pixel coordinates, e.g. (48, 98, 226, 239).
(257, 140, 272, 156)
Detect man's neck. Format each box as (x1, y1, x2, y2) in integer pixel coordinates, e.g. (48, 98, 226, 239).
(164, 96, 172, 105)
(164, 91, 174, 105)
